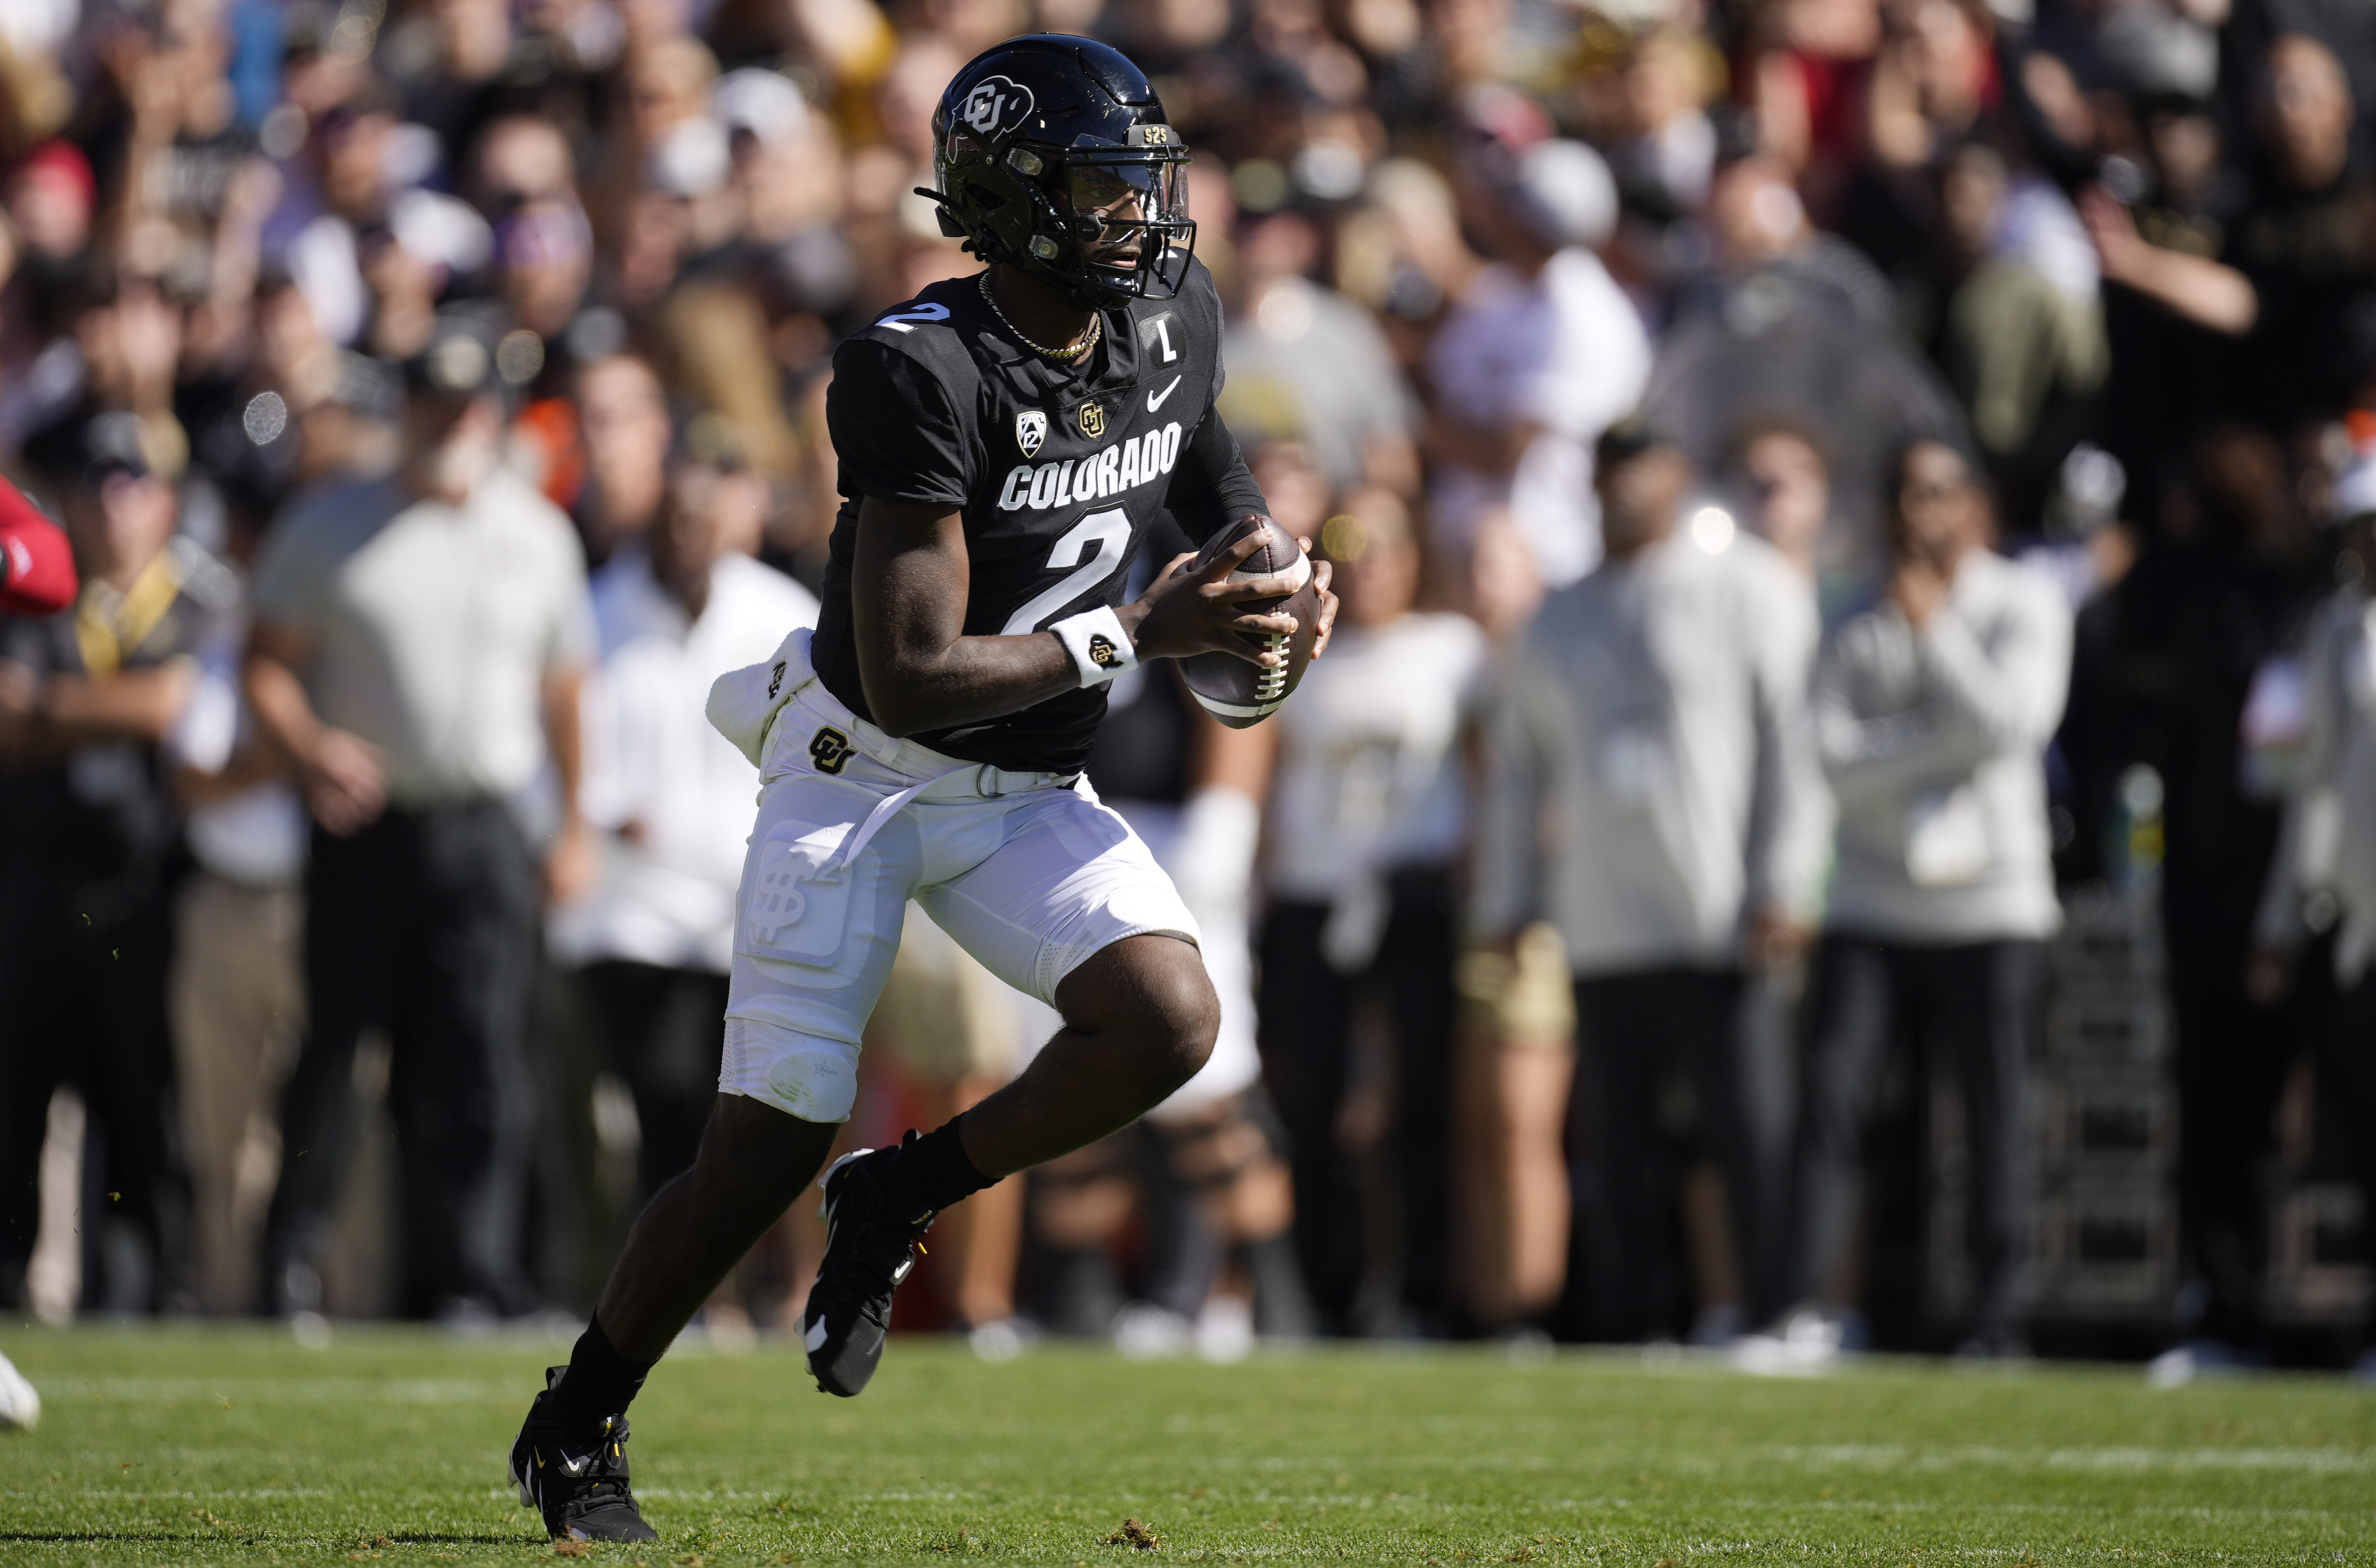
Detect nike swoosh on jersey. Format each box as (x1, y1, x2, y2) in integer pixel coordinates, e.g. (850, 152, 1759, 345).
(1145, 375, 1183, 413)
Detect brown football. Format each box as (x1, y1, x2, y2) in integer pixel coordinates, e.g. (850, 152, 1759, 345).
(1178, 513, 1321, 729)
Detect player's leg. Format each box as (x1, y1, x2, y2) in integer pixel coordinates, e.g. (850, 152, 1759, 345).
(507, 1095, 834, 1545)
(796, 786, 1218, 1395)
(867, 911, 1026, 1332)
(951, 935, 1218, 1168)
(590, 1094, 840, 1357)
(925, 786, 1220, 1171)
(795, 931, 1217, 1396)
(511, 755, 920, 1540)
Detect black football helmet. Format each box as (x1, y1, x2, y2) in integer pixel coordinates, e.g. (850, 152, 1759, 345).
(922, 35, 1195, 309)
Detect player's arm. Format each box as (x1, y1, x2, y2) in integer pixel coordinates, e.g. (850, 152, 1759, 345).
(1160, 408, 1269, 538)
(849, 496, 1306, 739)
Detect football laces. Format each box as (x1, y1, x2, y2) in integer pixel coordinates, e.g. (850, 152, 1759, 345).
(1255, 632, 1289, 701)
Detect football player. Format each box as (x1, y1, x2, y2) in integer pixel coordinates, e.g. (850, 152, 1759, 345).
(508, 35, 1336, 1542)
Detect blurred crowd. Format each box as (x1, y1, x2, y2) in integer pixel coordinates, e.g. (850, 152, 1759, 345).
(3, 0, 2375, 1376)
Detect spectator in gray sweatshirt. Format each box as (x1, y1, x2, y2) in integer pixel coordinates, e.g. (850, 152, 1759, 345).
(1774, 438, 2071, 1361)
(1474, 421, 1828, 1343)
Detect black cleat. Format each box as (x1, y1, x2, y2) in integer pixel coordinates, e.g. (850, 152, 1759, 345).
(509, 1367, 660, 1543)
(799, 1144, 934, 1396)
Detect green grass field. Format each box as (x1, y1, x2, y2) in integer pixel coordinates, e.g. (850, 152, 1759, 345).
(2, 1327, 2372, 1566)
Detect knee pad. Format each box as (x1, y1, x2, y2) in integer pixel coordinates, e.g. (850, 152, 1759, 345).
(719, 1017, 860, 1123)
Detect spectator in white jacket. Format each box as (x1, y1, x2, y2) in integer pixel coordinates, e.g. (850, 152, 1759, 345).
(1427, 139, 1654, 591)
(551, 465, 818, 1201)
(2251, 460, 2376, 1381)
(1778, 439, 2071, 1361)
(1473, 421, 1828, 1343)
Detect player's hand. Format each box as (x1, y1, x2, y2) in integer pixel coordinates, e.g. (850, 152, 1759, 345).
(1126, 531, 1306, 665)
(302, 726, 387, 837)
(1295, 534, 1339, 658)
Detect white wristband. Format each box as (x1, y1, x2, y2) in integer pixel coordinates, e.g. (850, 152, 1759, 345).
(1052, 605, 1138, 687)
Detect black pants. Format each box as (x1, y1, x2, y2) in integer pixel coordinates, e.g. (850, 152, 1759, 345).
(1785, 935, 2041, 1347)
(263, 802, 539, 1318)
(1564, 966, 1752, 1342)
(572, 961, 729, 1203)
(2168, 932, 2329, 1346)
(1256, 868, 1458, 1333)
(2321, 965, 2376, 1339)
(0, 869, 187, 1311)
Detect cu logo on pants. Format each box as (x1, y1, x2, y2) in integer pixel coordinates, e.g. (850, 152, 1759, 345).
(809, 726, 856, 775)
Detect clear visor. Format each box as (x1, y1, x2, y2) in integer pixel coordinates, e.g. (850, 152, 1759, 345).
(1065, 158, 1187, 256)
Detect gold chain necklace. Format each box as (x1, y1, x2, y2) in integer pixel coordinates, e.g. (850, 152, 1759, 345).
(980, 273, 1102, 361)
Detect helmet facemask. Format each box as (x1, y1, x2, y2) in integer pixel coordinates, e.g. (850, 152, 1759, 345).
(930, 120, 1197, 309)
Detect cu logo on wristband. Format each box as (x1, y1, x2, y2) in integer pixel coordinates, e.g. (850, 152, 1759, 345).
(1087, 633, 1123, 668)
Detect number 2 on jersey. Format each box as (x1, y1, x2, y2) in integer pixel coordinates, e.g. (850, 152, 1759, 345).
(1001, 508, 1131, 635)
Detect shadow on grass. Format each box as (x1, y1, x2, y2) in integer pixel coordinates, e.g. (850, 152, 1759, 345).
(0, 1533, 210, 1544)
(0, 1532, 525, 1546)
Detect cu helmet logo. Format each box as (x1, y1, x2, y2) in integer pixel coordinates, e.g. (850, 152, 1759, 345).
(961, 76, 1034, 138)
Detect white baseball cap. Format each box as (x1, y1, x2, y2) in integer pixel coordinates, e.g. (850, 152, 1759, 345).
(1506, 139, 1618, 252)
(2335, 451, 2376, 521)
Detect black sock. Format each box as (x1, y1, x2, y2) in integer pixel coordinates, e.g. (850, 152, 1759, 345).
(547, 1314, 656, 1428)
(878, 1116, 995, 1224)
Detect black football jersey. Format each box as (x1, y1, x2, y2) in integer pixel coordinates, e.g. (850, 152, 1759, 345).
(814, 260, 1240, 774)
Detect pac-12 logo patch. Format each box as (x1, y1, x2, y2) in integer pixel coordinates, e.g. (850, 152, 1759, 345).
(961, 75, 1034, 138)
(1077, 400, 1106, 439)
(1016, 408, 1047, 458)
(1087, 633, 1123, 668)
(808, 726, 856, 775)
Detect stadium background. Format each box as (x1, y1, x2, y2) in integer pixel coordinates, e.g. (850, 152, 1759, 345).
(0, 0, 2371, 1382)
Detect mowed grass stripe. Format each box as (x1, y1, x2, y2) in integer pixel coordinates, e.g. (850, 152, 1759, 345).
(1, 1327, 2371, 1565)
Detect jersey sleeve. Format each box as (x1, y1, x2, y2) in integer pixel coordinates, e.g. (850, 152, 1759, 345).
(827, 337, 976, 510)
(1164, 408, 1268, 540)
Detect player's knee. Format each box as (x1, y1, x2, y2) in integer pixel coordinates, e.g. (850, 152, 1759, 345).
(1062, 935, 1219, 1090)
(1133, 949, 1219, 1089)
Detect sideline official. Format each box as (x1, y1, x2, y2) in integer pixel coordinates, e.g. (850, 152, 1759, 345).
(246, 318, 596, 1321)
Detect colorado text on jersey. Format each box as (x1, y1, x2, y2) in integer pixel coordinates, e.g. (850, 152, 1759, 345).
(996, 422, 1186, 512)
